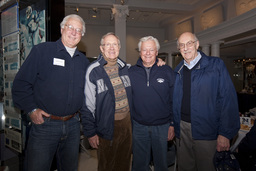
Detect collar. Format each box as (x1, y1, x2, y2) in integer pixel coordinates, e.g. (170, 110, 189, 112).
(184, 52, 201, 69)
(136, 57, 158, 68)
(56, 39, 80, 57)
(98, 53, 126, 69)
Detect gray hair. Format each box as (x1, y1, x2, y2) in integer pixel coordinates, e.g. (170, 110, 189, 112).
(138, 36, 160, 52)
(60, 14, 86, 36)
(100, 32, 121, 49)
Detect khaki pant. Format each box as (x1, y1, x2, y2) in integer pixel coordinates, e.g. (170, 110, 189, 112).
(176, 120, 216, 171)
(97, 114, 132, 171)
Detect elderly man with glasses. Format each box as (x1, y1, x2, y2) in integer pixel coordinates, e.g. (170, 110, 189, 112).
(12, 14, 90, 171)
(81, 32, 133, 171)
(172, 32, 240, 171)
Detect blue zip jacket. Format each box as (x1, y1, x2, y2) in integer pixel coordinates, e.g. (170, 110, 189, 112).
(129, 58, 175, 126)
(81, 54, 132, 140)
(173, 51, 240, 140)
(12, 39, 90, 116)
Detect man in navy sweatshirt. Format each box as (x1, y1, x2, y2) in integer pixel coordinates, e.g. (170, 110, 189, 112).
(12, 14, 90, 171)
(129, 36, 175, 171)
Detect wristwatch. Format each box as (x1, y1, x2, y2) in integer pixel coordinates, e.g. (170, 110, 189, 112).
(28, 108, 37, 116)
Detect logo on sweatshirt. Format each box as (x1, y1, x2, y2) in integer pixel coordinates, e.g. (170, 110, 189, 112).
(157, 78, 164, 83)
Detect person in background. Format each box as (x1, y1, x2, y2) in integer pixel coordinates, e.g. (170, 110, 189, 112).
(81, 32, 133, 171)
(12, 14, 90, 171)
(172, 32, 240, 171)
(235, 122, 256, 171)
(129, 36, 175, 171)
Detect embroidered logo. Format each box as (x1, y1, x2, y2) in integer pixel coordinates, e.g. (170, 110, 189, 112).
(120, 75, 131, 87)
(157, 78, 165, 83)
(97, 79, 108, 94)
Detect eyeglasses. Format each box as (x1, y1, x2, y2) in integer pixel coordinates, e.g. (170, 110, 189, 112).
(102, 43, 119, 48)
(65, 24, 84, 36)
(178, 40, 197, 50)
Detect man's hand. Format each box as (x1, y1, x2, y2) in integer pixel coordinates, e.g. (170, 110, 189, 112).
(30, 108, 50, 124)
(157, 58, 166, 66)
(168, 126, 175, 141)
(217, 135, 230, 152)
(88, 135, 99, 149)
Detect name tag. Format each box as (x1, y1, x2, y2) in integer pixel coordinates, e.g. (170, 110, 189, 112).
(53, 58, 65, 67)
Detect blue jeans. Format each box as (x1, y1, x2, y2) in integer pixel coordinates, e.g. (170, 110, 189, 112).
(24, 115, 81, 171)
(132, 120, 169, 171)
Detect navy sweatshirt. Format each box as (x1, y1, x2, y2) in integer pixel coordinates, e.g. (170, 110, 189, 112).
(129, 58, 175, 126)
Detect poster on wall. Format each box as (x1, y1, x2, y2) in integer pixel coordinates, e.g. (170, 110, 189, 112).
(2, 32, 20, 74)
(19, 1, 46, 63)
(2, 32, 21, 128)
(0, 31, 3, 94)
(5, 127, 22, 153)
(1, 0, 47, 154)
(1, 3, 18, 36)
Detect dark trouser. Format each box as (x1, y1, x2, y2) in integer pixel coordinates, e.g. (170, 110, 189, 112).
(97, 114, 132, 171)
(176, 120, 216, 171)
(24, 115, 80, 171)
(132, 120, 170, 171)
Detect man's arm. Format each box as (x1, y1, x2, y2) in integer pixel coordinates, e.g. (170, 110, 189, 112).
(12, 46, 39, 113)
(157, 58, 166, 66)
(88, 135, 99, 149)
(217, 59, 240, 149)
(80, 68, 98, 139)
(168, 126, 175, 141)
(217, 135, 230, 152)
(29, 108, 50, 124)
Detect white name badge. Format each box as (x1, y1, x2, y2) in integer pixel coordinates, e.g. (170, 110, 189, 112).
(53, 58, 65, 67)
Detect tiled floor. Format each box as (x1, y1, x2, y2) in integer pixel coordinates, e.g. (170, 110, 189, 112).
(78, 149, 98, 171)
(78, 137, 176, 171)
(78, 149, 176, 171)
(1, 146, 176, 171)
(1, 155, 20, 171)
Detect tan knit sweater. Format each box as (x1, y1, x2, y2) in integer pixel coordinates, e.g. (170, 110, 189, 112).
(103, 56, 130, 120)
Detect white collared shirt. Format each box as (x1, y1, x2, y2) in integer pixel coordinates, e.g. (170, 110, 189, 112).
(184, 52, 202, 69)
(65, 46, 77, 57)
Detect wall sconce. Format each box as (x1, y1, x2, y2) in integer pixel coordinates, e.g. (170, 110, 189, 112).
(75, 7, 79, 12)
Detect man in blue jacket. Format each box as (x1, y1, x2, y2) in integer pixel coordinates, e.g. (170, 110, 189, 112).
(12, 14, 90, 171)
(129, 36, 175, 171)
(173, 32, 240, 171)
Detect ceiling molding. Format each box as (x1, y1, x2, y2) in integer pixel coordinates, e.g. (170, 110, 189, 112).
(161, 9, 256, 54)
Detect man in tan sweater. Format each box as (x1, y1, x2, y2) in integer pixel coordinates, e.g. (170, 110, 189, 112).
(81, 32, 132, 171)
